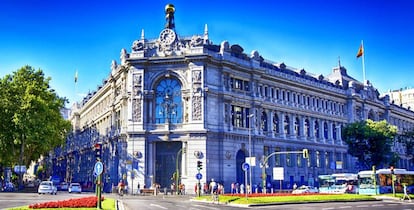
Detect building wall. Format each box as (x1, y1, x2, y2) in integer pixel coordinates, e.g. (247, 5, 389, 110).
(384, 88, 414, 110)
(52, 8, 414, 194)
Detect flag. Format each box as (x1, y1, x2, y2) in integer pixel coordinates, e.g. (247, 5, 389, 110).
(356, 43, 364, 58)
(75, 70, 78, 83)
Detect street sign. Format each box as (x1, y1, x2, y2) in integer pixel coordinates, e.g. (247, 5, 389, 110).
(242, 163, 250, 171)
(273, 167, 284, 180)
(14, 165, 26, 174)
(245, 157, 256, 166)
(196, 173, 202, 180)
(94, 161, 104, 176)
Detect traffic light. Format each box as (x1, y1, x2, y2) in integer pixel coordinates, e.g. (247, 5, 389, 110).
(197, 161, 203, 170)
(95, 143, 102, 159)
(302, 149, 309, 159)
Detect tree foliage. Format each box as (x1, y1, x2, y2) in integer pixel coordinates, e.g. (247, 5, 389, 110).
(0, 65, 72, 167)
(342, 119, 397, 169)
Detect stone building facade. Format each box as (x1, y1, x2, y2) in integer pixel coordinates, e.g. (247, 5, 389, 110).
(49, 4, 414, 193)
(383, 87, 414, 110)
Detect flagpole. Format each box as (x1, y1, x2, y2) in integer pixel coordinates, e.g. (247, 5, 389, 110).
(75, 70, 78, 102)
(361, 40, 366, 86)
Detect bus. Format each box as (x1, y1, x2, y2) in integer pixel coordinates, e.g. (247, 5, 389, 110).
(358, 168, 414, 195)
(318, 173, 358, 194)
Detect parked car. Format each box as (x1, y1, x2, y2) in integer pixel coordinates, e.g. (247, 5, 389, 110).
(59, 182, 69, 191)
(68, 182, 82, 193)
(292, 185, 319, 194)
(38, 181, 57, 195)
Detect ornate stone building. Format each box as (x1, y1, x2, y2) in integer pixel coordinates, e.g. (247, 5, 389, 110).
(383, 87, 414, 110)
(49, 4, 414, 193)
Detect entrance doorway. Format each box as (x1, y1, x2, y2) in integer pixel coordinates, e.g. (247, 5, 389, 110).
(236, 150, 246, 185)
(155, 141, 182, 188)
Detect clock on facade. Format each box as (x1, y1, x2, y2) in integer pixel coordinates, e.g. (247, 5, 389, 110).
(159, 29, 176, 45)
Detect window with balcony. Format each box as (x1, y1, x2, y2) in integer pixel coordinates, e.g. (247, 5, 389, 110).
(273, 113, 279, 134)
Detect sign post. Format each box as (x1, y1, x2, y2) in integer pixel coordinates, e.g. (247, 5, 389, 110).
(242, 163, 249, 199)
(94, 161, 103, 209)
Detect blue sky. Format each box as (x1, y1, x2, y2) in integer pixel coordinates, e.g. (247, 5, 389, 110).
(1, 0, 413, 106)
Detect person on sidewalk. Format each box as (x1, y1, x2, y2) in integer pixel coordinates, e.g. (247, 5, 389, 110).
(401, 184, 411, 202)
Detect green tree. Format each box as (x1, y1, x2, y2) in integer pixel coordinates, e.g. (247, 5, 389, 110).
(0, 65, 71, 168)
(342, 119, 397, 169)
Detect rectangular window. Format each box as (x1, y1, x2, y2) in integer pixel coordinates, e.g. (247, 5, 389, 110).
(274, 147, 281, 166)
(244, 81, 250, 91)
(232, 105, 251, 128)
(234, 78, 243, 90)
(316, 151, 320, 167)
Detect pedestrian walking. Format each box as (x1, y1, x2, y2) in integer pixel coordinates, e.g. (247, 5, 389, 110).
(402, 184, 411, 201)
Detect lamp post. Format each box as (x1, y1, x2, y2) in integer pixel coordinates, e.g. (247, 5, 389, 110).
(248, 114, 254, 194)
(129, 118, 135, 195)
(175, 148, 184, 195)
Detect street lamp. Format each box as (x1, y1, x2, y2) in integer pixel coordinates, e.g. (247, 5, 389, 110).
(128, 118, 135, 195)
(248, 113, 254, 194)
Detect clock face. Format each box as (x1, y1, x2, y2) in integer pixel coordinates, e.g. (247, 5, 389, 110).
(159, 29, 176, 45)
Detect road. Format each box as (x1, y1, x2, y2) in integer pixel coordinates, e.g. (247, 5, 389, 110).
(2, 192, 414, 210)
(119, 194, 414, 210)
(0, 191, 92, 210)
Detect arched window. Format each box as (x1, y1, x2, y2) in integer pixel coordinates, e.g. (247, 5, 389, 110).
(316, 151, 320, 167)
(304, 119, 310, 137)
(332, 123, 337, 140)
(294, 117, 300, 136)
(323, 122, 328, 139)
(261, 111, 268, 131)
(284, 115, 290, 135)
(155, 78, 183, 124)
(273, 113, 279, 134)
(314, 121, 319, 138)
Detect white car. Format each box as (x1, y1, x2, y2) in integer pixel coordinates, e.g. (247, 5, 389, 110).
(292, 185, 319, 194)
(38, 181, 57, 195)
(68, 183, 82, 193)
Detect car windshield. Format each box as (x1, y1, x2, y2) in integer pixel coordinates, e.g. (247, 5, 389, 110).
(71, 183, 80, 186)
(41, 182, 51, 186)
